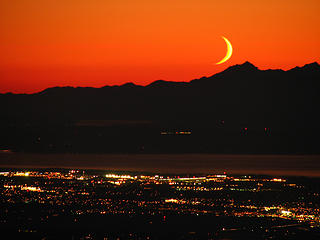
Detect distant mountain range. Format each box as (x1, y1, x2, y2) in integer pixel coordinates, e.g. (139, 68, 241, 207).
(1, 62, 320, 153)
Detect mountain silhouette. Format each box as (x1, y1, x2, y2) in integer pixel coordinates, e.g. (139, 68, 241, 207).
(1, 62, 320, 154)
(219, 61, 259, 73)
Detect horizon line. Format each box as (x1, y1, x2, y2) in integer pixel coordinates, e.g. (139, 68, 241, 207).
(1, 61, 319, 95)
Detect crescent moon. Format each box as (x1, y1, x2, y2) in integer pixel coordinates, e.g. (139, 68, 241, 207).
(216, 36, 233, 65)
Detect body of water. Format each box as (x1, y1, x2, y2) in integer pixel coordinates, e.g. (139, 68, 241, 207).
(0, 153, 320, 176)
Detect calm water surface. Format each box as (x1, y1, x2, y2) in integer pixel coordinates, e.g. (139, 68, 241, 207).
(0, 153, 320, 176)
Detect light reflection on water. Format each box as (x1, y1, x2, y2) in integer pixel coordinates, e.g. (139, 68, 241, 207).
(0, 153, 320, 177)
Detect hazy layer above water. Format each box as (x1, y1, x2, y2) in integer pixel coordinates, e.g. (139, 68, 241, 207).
(1, 153, 320, 177)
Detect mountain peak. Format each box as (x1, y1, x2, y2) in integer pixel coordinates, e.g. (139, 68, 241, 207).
(303, 62, 320, 69)
(147, 80, 168, 87)
(242, 61, 257, 68)
(289, 62, 320, 72)
(120, 82, 138, 88)
(224, 61, 259, 73)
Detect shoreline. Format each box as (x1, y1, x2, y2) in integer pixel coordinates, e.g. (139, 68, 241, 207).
(1, 153, 320, 177)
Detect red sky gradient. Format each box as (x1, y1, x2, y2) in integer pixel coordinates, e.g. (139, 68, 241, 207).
(1, 0, 319, 93)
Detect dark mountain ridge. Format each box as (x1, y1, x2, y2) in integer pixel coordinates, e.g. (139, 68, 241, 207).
(2, 61, 318, 95)
(1, 62, 320, 153)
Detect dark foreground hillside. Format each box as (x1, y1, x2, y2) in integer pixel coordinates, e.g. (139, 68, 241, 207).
(1, 62, 319, 154)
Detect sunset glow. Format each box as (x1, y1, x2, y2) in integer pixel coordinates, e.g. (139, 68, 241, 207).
(0, 0, 319, 93)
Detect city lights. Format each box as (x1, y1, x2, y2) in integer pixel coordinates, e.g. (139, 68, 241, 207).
(1, 168, 319, 239)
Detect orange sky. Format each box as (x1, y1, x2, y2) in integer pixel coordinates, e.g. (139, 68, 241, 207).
(1, 0, 319, 93)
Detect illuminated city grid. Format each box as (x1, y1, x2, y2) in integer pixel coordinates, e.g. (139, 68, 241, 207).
(1, 169, 320, 239)
(1, 170, 319, 225)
